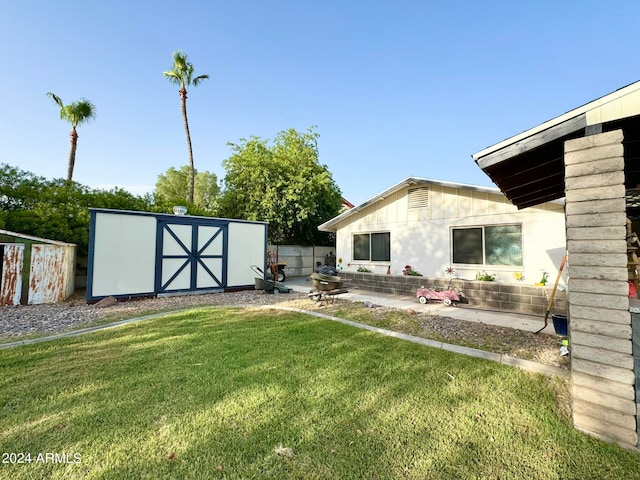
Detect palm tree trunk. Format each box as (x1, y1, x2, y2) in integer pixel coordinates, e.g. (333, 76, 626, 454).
(67, 127, 78, 182)
(180, 87, 195, 204)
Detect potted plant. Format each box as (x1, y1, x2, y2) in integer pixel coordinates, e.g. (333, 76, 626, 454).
(402, 265, 423, 276)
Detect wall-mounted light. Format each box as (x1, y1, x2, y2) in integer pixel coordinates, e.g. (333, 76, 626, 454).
(173, 206, 188, 215)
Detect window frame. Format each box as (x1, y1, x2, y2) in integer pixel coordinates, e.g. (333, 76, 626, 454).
(352, 231, 391, 262)
(451, 224, 523, 267)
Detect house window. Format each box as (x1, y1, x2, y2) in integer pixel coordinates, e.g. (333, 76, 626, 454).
(353, 232, 390, 262)
(452, 225, 522, 266)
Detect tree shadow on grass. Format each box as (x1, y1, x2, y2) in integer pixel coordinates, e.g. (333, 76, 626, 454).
(0, 308, 638, 479)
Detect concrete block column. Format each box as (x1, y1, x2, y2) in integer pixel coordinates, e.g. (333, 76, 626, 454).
(631, 312, 640, 447)
(565, 129, 638, 449)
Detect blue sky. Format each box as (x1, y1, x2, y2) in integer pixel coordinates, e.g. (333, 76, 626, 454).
(1, 1, 639, 206)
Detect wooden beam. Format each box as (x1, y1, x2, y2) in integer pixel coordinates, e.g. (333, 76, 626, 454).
(487, 156, 564, 192)
(475, 113, 586, 170)
(506, 180, 564, 205)
(516, 192, 565, 210)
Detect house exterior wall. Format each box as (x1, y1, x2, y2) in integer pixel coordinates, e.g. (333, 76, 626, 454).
(586, 86, 640, 125)
(564, 129, 638, 449)
(334, 184, 566, 283)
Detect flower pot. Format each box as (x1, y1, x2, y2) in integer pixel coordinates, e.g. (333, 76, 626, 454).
(551, 314, 568, 336)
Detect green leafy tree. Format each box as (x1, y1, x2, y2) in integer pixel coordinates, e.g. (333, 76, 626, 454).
(0, 164, 47, 211)
(0, 164, 153, 255)
(0, 165, 48, 230)
(154, 165, 219, 213)
(46, 92, 96, 181)
(163, 50, 209, 204)
(219, 127, 342, 245)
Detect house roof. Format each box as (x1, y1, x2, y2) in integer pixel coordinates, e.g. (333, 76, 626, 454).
(341, 197, 355, 209)
(318, 177, 503, 232)
(471, 80, 640, 209)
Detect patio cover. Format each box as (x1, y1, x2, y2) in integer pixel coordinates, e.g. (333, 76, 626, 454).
(471, 80, 640, 209)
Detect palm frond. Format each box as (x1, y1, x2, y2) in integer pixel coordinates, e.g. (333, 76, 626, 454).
(192, 75, 209, 87)
(172, 50, 188, 67)
(162, 70, 183, 85)
(73, 99, 96, 125)
(46, 92, 64, 108)
(57, 99, 96, 127)
(163, 50, 208, 87)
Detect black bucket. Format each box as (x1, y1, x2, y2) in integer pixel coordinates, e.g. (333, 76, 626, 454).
(552, 314, 568, 336)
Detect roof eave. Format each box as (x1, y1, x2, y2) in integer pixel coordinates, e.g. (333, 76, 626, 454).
(318, 176, 502, 232)
(472, 80, 640, 161)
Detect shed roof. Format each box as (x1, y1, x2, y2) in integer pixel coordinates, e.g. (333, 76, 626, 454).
(471, 80, 640, 209)
(89, 208, 269, 225)
(318, 177, 505, 232)
(0, 229, 76, 246)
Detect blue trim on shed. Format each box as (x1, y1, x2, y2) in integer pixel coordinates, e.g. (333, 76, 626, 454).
(155, 219, 228, 295)
(86, 210, 97, 301)
(263, 224, 269, 276)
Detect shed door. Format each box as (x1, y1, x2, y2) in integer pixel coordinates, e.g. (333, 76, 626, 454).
(156, 220, 227, 294)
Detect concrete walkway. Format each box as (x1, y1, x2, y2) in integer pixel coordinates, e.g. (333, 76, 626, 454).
(286, 276, 560, 336)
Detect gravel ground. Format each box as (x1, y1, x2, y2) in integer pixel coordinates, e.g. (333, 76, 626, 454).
(0, 289, 568, 369)
(0, 289, 308, 339)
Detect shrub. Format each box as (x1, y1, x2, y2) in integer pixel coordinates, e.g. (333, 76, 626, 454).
(476, 270, 496, 281)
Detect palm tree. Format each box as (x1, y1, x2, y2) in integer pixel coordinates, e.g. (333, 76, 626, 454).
(163, 50, 209, 204)
(46, 93, 96, 182)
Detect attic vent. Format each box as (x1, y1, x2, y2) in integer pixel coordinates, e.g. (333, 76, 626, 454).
(408, 187, 429, 209)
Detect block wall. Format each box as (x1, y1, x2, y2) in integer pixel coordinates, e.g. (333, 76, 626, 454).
(340, 272, 567, 316)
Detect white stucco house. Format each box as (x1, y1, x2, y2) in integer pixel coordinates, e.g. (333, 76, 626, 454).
(318, 177, 566, 284)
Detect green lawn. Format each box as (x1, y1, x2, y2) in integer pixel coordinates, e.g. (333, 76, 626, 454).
(1, 307, 638, 479)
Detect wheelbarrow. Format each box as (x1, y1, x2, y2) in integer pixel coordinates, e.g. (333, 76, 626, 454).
(416, 285, 467, 306)
(308, 272, 348, 303)
(251, 265, 292, 294)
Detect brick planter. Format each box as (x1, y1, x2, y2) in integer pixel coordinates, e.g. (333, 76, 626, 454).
(340, 271, 567, 316)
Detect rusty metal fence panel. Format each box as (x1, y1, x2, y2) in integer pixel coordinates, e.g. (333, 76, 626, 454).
(0, 243, 25, 306)
(28, 244, 76, 305)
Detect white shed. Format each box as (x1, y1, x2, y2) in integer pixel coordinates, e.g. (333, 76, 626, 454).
(87, 209, 268, 302)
